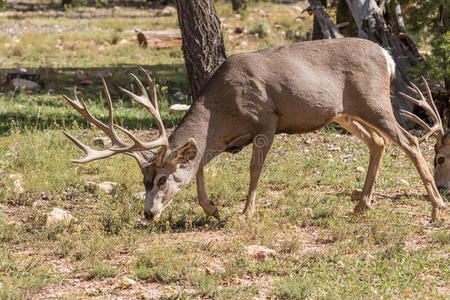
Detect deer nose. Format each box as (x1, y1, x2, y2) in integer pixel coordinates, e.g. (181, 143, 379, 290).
(143, 210, 154, 220)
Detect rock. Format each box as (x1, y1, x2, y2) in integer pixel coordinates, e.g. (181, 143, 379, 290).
(85, 181, 117, 194)
(356, 166, 365, 173)
(160, 6, 176, 16)
(169, 104, 190, 115)
(172, 91, 187, 102)
(8, 174, 24, 194)
(98, 70, 113, 78)
(79, 80, 92, 86)
(92, 137, 109, 147)
(46, 208, 77, 227)
(11, 78, 39, 91)
(398, 178, 410, 186)
(245, 245, 277, 261)
(75, 70, 89, 81)
(134, 192, 145, 200)
(116, 276, 136, 289)
(240, 41, 248, 47)
(234, 26, 248, 34)
(302, 207, 314, 218)
(118, 39, 128, 46)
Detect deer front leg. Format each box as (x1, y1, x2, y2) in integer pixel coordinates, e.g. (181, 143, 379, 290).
(243, 132, 275, 216)
(196, 168, 220, 219)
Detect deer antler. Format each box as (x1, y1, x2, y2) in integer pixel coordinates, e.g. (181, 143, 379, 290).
(112, 67, 168, 156)
(62, 68, 168, 167)
(399, 77, 444, 143)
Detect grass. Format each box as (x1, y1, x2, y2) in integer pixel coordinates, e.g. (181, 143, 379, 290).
(0, 0, 448, 298)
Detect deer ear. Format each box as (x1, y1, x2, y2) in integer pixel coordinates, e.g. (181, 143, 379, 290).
(169, 138, 198, 165)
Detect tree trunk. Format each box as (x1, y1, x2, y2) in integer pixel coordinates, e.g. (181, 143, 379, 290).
(312, 0, 328, 40)
(232, 0, 246, 11)
(61, 0, 72, 8)
(309, 0, 342, 39)
(344, 0, 426, 123)
(336, 0, 358, 37)
(175, 0, 227, 100)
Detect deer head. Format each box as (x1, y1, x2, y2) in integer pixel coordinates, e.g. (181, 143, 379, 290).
(434, 132, 449, 192)
(399, 78, 449, 193)
(63, 68, 198, 220)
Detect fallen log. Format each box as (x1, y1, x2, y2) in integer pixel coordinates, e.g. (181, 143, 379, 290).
(136, 29, 182, 49)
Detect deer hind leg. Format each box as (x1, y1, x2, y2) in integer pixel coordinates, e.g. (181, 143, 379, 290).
(334, 115, 386, 213)
(357, 115, 446, 221)
(243, 130, 275, 216)
(196, 168, 220, 219)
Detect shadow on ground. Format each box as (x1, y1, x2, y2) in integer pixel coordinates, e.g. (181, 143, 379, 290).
(0, 63, 189, 133)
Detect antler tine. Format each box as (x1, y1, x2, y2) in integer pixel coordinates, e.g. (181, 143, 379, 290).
(101, 77, 114, 130)
(113, 71, 168, 158)
(63, 84, 148, 167)
(400, 109, 431, 131)
(139, 67, 158, 110)
(408, 82, 439, 125)
(421, 77, 442, 129)
(63, 131, 120, 163)
(100, 77, 128, 148)
(111, 124, 168, 152)
(62, 71, 168, 167)
(400, 79, 444, 143)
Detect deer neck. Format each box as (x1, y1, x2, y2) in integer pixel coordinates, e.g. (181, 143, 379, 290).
(168, 97, 227, 172)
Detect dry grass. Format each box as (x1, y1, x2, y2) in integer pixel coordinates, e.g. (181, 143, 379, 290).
(0, 1, 448, 299)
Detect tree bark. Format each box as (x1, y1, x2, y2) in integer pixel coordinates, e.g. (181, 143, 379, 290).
(175, 0, 227, 100)
(232, 0, 246, 11)
(336, 0, 358, 37)
(344, 0, 427, 123)
(312, 0, 328, 40)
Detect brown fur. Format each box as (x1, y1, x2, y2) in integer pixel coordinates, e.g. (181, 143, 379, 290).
(142, 38, 445, 221)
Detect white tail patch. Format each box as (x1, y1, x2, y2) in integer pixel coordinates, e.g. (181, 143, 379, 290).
(381, 48, 395, 80)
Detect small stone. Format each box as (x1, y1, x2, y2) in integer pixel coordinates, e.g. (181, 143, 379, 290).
(79, 80, 92, 86)
(172, 91, 187, 102)
(92, 137, 109, 147)
(135, 192, 145, 200)
(245, 245, 277, 261)
(234, 26, 248, 34)
(85, 181, 117, 194)
(302, 207, 314, 218)
(356, 166, 365, 173)
(118, 39, 128, 46)
(160, 6, 176, 16)
(98, 70, 113, 78)
(169, 104, 190, 115)
(8, 174, 24, 194)
(116, 276, 136, 289)
(46, 208, 77, 227)
(398, 178, 410, 186)
(11, 78, 39, 90)
(75, 70, 89, 81)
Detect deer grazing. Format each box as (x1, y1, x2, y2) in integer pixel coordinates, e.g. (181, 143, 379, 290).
(62, 38, 447, 222)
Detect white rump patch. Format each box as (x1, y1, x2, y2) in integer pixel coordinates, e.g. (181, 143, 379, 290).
(381, 48, 396, 80)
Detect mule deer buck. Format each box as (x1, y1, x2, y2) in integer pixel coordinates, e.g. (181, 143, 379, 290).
(62, 38, 447, 222)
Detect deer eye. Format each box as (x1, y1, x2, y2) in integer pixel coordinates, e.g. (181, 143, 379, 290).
(157, 176, 167, 186)
(437, 157, 445, 164)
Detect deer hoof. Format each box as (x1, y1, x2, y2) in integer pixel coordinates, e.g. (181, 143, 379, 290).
(212, 208, 220, 220)
(431, 206, 445, 223)
(242, 206, 255, 217)
(351, 189, 363, 202)
(354, 202, 371, 214)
